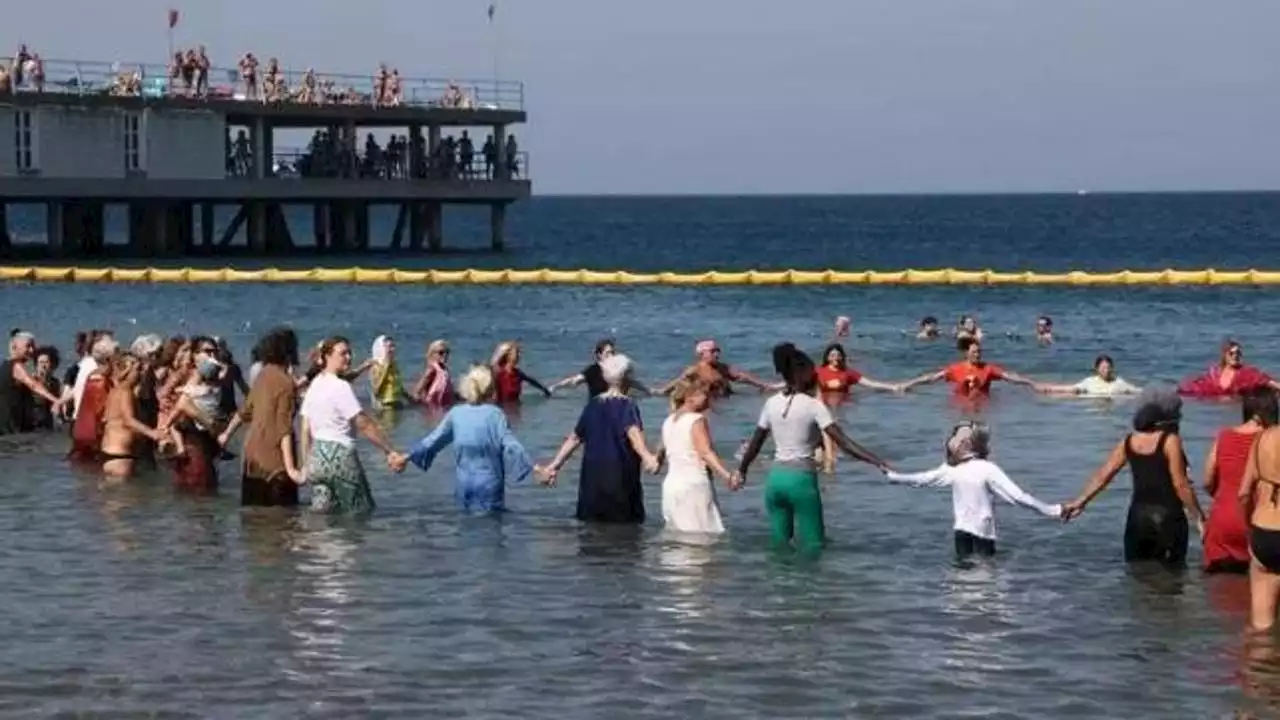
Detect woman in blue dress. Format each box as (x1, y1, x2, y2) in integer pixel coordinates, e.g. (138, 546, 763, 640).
(399, 364, 536, 512)
(538, 354, 660, 523)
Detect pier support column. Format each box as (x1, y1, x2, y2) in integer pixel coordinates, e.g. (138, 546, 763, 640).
(408, 202, 425, 251)
(201, 203, 215, 247)
(247, 202, 267, 254)
(426, 203, 442, 252)
(490, 203, 506, 252)
(344, 121, 358, 179)
(250, 118, 273, 178)
(313, 203, 328, 252)
(81, 202, 105, 256)
(46, 201, 64, 256)
(355, 203, 370, 251)
(0, 202, 9, 251)
(343, 202, 357, 251)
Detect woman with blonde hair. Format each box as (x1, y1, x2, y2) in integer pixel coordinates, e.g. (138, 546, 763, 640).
(411, 339, 454, 407)
(399, 364, 537, 513)
(490, 341, 551, 404)
(658, 376, 740, 535)
(100, 354, 166, 479)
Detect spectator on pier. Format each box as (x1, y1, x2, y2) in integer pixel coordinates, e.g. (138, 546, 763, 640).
(195, 46, 210, 96)
(388, 69, 403, 106)
(28, 53, 42, 93)
(12, 44, 29, 87)
(483, 135, 497, 179)
(182, 49, 198, 95)
(505, 134, 520, 178)
(239, 53, 259, 100)
(299, 69, 317, 103)
(168, 52, 184, 95)
(0, 66, 11, 96)
(374, 64, 389, 107)
(458, 132, 475, 179)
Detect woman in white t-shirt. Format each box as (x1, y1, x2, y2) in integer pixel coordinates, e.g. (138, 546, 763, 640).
(882, 422, 1063, 559)
(1035, 354, 1141, 398)
(737, 346, 891, 554)
(299, 336, 407, 514)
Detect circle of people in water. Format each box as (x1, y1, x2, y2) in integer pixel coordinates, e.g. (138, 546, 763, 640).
(5, 312, 1280, 630)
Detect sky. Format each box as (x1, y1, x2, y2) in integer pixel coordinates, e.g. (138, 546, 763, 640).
(10, 0, 1280, 194)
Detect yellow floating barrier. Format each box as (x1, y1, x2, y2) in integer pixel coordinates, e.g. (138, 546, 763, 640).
(1, 266, 1279, 286)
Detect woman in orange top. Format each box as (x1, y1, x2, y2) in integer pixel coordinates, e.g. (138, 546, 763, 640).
(814, 342, 900, 473)
(900, 338, 1037, 398)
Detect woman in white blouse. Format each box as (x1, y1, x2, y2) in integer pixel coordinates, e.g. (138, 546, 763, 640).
(882, 422, 1064, 558)
(1036, 354, 1141, 398)
(299, 336, 406, 514)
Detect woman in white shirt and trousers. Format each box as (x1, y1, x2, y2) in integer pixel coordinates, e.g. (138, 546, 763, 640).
(884, 422, 1063, 558)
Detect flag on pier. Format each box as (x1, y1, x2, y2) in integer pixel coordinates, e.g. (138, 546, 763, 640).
(168, 8, 180, 28)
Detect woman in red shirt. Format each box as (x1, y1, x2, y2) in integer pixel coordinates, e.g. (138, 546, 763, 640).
(816, 343, 901, 401)
(900, 338, 1038, 398)
(1203, 389, 1277, 573)
(491, 341, 551, 404)
(1178, 340, 1279, 399)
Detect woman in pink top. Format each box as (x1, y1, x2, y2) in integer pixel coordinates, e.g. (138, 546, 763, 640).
(1178, 340, 1279, 398)
(412, 340, 454, 407)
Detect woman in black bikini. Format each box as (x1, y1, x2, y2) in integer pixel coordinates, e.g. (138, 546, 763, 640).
(1064, 386, 1206, 566)
(101, 355, 166, 480)
(1240, 392, 1280, 632)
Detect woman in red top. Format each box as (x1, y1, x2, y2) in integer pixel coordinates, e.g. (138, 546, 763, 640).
(69, 365, 111, 463)
(1202, 389, 1277, 573)
(900, 338, 1037, 398)
(1178, 340, 1279, 399)
(491, 341, 551, 404)
(816, 343, 900, 402)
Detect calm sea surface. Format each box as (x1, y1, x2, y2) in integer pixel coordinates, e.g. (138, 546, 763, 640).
(3, 194, 1280, 718)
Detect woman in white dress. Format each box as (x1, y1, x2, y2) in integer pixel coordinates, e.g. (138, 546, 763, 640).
(658, 377, 741, 535)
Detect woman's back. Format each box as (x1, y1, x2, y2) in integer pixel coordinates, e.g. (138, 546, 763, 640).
(1125, 431, 1180, 508)
(1204, 426, 1257, 570)
(1252, 428, 1280, 530)
(577, 396, 640, 464)
(662, 412, 704, 478)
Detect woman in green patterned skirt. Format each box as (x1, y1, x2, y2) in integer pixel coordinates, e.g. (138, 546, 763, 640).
(299, 336, 407, 514)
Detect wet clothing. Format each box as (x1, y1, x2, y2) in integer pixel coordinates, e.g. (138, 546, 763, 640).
(306, 439, 375, 515)
(765, 464, 824, 552)
(68, 373, 109, 461)
(954, 530, 996, 558)
(1178, 364, 1272, 398)
(885, 459, 1061, 543)
(816, 365, 862, 396)
(1203, 428, 1256, 572)
(1252, 526, 1280, 574)
(581, 363, 608, 398)
(171, 427, 219, 494)
(943, 361, 1004, 397)
(495, 366, 523, 403)
(408, 403, 534, 513)
(573, 395, 645, 523)
(30, 375, 61, 430)
(1123, 432, 1189, 565)
(238, 364, 298, 507)
(0, 360, 34, 435)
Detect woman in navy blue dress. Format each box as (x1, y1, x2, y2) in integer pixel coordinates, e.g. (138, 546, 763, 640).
(538, 354, 660, 523)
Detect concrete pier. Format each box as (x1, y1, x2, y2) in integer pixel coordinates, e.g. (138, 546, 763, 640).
(0, 56, 531, 258)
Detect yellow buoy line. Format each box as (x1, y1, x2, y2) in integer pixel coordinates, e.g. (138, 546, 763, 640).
(0, 266, 1279, 286)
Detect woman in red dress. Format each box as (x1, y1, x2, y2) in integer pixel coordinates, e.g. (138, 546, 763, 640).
(68, 340, 117, 464)
(1178, 340, 1279, 398)
(1202, 389, 1278, 572)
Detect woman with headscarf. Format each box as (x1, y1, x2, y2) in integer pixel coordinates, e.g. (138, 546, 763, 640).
(1064, 386, 1206, 566)
(537, 354, 660, 524)
(368, 335, 412, 410)
(1201, 389, 1278, 573)
(400, 364, 537, 513)
(736, 346, 891, 554)
(881, 422, 1063, 558)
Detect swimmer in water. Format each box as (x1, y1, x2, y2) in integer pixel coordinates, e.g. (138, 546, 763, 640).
(916, 316, 940, 340)
(659, 340, 774, 398)
(1035, 354, 1142, 397)
(1035, 316, 1053, 345)
(955, 315, 983, 342)
(881, 422, 1063, 558)
(899, 338, 1038, 398)
(1063, 386, 1205, 567)
(833, 316, 851, 340)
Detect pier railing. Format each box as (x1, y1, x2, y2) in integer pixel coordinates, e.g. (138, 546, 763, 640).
(13, 58, 525, 111)
(230, 147, 529, 181)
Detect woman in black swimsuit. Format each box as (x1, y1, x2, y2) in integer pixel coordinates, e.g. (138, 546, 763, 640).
(1240, 394, 1280, 631)
(1064, 386, 1206, 566)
